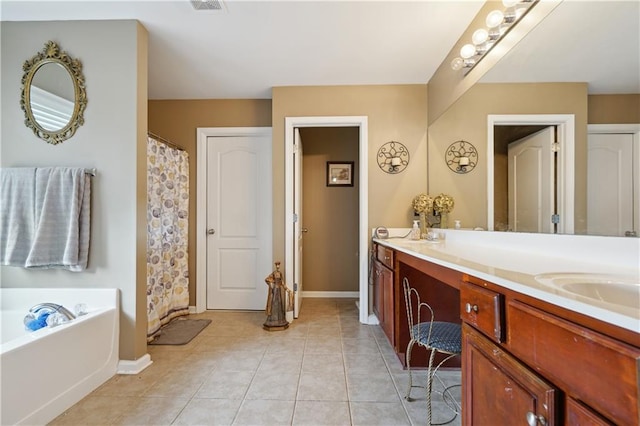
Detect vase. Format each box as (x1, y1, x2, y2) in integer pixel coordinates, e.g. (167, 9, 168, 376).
(440, 212, 449, 229)
(419, 211, 428, 238)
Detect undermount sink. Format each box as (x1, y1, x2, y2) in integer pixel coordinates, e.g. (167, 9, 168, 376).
(534, 273, 640, 309)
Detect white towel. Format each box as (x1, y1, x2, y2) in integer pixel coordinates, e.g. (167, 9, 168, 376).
(0, 168, 37, 266)
(25, 167, 91, 271)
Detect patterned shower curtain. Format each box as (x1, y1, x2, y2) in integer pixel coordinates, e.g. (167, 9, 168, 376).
(146, 136, 190, 341)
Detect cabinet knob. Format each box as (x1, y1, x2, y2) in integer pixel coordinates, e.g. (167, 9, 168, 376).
(526, 411, 547, 426)
(207, 228, 216, 235)
(465, 303, 478, 313)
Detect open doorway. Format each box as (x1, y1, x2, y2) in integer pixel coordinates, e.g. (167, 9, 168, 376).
(285, 116, 371, 324)
(298, 127, 360, 308)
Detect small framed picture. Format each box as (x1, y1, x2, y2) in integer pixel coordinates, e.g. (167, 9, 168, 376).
(326, 161, 354, 187)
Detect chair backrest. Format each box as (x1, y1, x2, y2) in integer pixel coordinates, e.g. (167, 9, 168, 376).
(403, 277, 435, 342)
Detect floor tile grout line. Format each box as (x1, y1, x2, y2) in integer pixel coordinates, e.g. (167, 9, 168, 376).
(337, 301, 355, 426)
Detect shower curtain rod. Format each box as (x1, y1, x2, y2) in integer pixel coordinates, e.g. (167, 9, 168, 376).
(148, 131, 185, 152)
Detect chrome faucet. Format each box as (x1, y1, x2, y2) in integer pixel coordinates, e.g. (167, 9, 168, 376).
(29, 303, 76, 320)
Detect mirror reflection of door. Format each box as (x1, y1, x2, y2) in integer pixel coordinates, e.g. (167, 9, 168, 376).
(507, 127, 556, 233)
(587, 133, 635, 237)
(494, 125, 553, 232)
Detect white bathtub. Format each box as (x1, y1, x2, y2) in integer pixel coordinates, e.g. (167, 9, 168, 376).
(0, 288, 119, 425)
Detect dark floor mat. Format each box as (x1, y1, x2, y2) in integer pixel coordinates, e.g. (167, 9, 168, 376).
(149, 318, 211, 345)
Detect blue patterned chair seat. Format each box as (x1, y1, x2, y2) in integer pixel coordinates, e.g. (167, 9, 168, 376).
(412, 321, 462, 354)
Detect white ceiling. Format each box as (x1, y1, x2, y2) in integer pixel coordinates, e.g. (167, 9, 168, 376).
(0, 0, 485, 100)
(3, 1, 637, 100)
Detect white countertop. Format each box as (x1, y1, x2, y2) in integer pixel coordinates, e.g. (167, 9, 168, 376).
(374, 229, 640, 334)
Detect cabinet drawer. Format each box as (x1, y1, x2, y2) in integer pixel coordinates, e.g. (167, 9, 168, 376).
(376, 245, 394, 270)
(460, 281, 504, 343)
(507, 300, 640, 425)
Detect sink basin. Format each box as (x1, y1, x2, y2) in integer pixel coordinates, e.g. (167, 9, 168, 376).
(534, 273, 640, 309)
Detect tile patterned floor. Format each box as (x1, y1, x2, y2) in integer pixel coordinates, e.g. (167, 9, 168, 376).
(51, 299, 461, 425)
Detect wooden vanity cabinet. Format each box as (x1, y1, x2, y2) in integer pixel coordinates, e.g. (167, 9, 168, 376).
(507, 299, 640, 425)
(461, 276, 640, 426)
(463, 323, 559, 425)
(460, 280, 558, 425)
(372, 243, 394, 345)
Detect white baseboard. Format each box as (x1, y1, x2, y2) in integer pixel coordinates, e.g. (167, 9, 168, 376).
(367, 313, 380, 325)
(117, 354, 153, 375)
(188, 305, 197, 314)
(302, 291, 360, 298)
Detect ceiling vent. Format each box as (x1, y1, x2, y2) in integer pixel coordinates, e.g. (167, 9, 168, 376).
(190, 0, 225, 11)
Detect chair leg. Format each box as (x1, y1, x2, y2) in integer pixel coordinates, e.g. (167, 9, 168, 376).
(426, 347, 437, 426)
(405, 339, 416, 401)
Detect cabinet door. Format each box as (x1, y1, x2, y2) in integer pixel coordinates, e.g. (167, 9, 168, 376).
(373, 259, 384, 324)
(463, 323, 558, 426)
(380, 263, 394, 344)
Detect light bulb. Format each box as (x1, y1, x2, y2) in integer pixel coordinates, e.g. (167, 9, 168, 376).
(515, 6, 528, 20)
(472, 29, 489, 46)
(502, 0, 518, 7)
(460, 44, 476, 59)
(451, 57, 464, 70)
(486, 10, 505, 28)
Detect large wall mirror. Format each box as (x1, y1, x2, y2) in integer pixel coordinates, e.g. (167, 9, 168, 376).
(20, 41, 87, 145)
(428, 1, 640, 238)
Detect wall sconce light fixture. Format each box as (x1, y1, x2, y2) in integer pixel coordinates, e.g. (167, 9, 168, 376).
(446, 140, 478, 174)
(451, 0, 538, 73)
(377, 141, 409, 174)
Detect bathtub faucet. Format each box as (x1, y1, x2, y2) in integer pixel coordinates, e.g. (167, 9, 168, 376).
(29, 303, 76, 320)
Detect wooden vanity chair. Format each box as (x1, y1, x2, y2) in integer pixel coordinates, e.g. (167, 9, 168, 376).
(403, 277, 462, 426)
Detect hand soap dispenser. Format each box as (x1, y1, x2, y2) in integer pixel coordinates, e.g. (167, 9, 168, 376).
(410, 220, 421, 240)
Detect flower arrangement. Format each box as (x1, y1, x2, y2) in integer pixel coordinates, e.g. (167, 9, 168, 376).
(412, 193, 433, 214)
(433, 193, 455, 213)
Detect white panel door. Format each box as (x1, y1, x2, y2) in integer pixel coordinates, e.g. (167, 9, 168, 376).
(293, 128, 304, 318)
(206, 135, 272, 310)
(508, 127, 555, 233)
(587, 133, 634, 236)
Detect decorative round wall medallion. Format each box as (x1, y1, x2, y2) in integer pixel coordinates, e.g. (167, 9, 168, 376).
(446, 140, 478, 174)
(377, 141, 409, 174)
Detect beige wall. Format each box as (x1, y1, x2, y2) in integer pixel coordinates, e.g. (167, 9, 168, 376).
(300, 127, 359, 293)
(588, 94, 640, 124)
(1, 20, 148, 361)
(428, 83, 588, 233)
(271, 85, 429, 269)
(148, 99, 272, 304)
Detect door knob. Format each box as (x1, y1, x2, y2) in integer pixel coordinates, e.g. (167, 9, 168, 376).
(526, 411, 547, 426)
(301, 228, 308, 233)
(207, 229, 215, 235)
(625, 230, 637, 237)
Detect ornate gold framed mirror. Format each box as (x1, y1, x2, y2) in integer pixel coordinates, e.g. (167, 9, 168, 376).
(20, 41, 87, 145)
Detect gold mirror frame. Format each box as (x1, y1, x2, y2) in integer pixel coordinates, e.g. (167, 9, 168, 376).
(20, 41, 87, 145)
